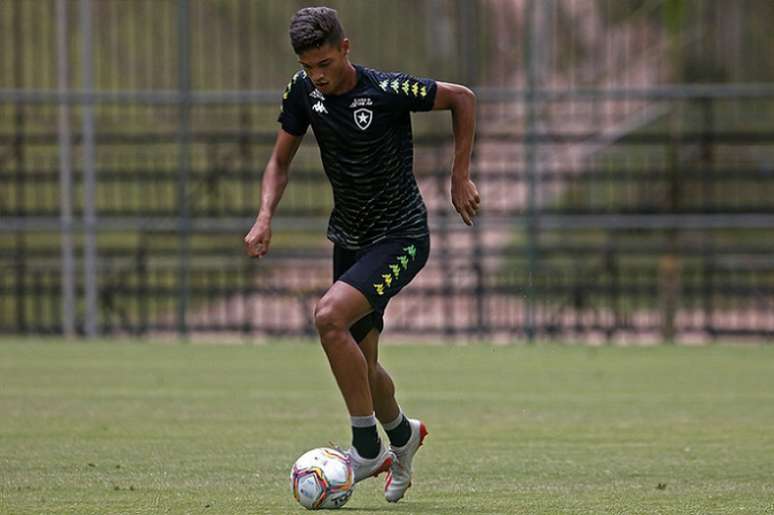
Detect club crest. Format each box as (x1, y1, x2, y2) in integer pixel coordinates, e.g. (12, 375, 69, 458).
(353, 108, 373, 130)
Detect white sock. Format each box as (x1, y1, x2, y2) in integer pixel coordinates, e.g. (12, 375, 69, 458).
(350, 413, 378, 428)
(381, 409, 404, 431)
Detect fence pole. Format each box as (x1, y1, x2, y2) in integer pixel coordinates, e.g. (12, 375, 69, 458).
(457, 0, 485, 339)
(660, 0, 685, 344)
(238, 0, 254, 340)
(79, 0, 98, 337)
(13, 0, 27, 333)
(56, 0, 76, 338)
(523, 0, 539, 342)
(176, 0, 192, 339)
(700, 97, 715, 338)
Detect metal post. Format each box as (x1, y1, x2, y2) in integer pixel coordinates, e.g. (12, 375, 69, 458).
(137, 241, 148, 335)
(437, 149, 455, 339)
(56, 0, 75, 338)
(457, 0, 479, 85)
(80, 0, 98, 337)
(700, 97, 715, 338)
(13, 0, 27, 333)
(660, 0, 685, 344)
(239, 0, 254, 340)
(457, 0, 485, 340)
(176, 0, 192, 339)
(523, 0, 539, 342)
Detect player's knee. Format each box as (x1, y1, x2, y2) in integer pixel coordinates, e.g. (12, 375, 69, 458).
(313, 299, 346, 335)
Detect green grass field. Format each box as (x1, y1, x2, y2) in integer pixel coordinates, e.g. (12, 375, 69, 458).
(1, 340, 773, 514)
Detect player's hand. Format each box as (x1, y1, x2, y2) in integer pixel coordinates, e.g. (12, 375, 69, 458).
(244, 219, 272, 259)
(451, 177, 480, 226)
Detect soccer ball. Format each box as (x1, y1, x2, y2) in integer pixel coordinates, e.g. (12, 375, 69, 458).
(290, 447, 354, 510)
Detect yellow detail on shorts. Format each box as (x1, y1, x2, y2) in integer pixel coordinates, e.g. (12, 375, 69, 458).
(403, 245, 416, 259)
(398, 256, 409, 270)
(391, 79, 400, 93)
(402, 80, 410, 95)
(389, 264, 401, 279)
(420, 85, 427, 98)
(411, 82, 419, 96)
(379, 79, 389, 91)
(382, 274, 393, 287)
(374, 283, 385, 296)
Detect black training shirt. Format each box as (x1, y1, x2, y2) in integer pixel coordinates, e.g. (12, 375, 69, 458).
(278, 64, 437, 249)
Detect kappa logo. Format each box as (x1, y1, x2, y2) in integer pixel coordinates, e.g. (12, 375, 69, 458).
(312, 101, 328, 114)
(354, 108, 373, 130)
(309, 89, 325, 101)
(373, 245, 420, 297)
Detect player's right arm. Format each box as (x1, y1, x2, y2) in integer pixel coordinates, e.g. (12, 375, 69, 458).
(243, 129, 304, 259)
(245, 71, 310, 259)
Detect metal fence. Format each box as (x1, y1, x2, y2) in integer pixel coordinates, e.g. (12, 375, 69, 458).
(1, 0, 773, 342)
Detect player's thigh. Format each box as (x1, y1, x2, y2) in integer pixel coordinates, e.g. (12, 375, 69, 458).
(315, 280, 374, 330)
(339, 236, 430, 316)
(333, 245, 358, 283)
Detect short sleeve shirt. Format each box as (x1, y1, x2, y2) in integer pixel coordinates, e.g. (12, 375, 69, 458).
(278, 65, 437, 249)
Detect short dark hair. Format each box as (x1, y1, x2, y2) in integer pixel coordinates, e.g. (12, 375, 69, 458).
(289, 7, 344, 54)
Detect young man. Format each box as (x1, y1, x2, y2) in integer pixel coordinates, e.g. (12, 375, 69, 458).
(244, 7, 479, 503)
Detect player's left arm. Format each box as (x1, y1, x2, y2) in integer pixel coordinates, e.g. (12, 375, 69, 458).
(433, 81, 480, 226)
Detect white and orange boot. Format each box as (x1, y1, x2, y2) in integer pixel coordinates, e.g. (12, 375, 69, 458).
(349, 444, 394, 484)
(384, 419, 428, 502)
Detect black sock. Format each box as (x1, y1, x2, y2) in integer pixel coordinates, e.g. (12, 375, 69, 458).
(352, 425, 381, 459)
(385, 415, 412, 448)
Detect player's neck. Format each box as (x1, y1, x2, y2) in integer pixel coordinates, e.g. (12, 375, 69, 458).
(330, 62, 358, 96)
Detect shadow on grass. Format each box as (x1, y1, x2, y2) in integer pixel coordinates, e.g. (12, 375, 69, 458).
(340, 501, 496, 513)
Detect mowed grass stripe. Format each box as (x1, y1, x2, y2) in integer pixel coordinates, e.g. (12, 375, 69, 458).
(1, 340, 773, 514)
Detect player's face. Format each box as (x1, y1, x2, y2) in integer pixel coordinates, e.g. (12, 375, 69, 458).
(298, 40, 351, 95)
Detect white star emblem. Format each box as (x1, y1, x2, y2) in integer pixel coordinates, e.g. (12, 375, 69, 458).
(353, 108, 373, 130)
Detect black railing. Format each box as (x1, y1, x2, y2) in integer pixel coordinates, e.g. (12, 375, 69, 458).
(1, 238, 773, 339)
(2, 0, 774, 342)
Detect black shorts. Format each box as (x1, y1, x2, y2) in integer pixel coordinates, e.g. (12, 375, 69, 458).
(333, 235, 430, 343)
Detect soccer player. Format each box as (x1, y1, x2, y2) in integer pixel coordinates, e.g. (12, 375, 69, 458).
(244, 6, 479, 503)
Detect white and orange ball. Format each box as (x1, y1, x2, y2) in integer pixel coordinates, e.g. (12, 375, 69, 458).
(290, 447, 354, 510)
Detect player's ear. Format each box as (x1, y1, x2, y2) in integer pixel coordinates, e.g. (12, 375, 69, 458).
(340, 38, 350, 56)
